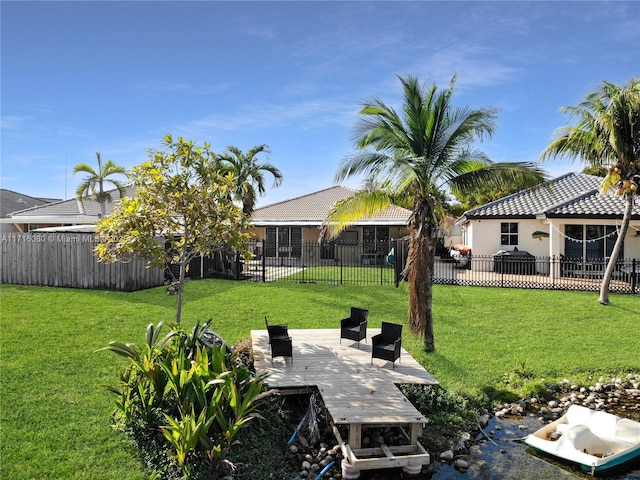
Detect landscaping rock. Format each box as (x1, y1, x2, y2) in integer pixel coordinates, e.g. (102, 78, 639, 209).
(454, 457, 470, 471)
(440, 449, 454, 461)
(477, 413, 490, 427)
(454, 432, 471, 452)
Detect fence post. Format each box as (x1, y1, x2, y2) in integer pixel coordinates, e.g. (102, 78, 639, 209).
(632, 258, 637, 294)
(262, 251, 266, 283)
(301, 243, 306, 283)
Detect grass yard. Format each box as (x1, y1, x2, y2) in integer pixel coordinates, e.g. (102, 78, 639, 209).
(285, 265, 395, 284)
(1, 280, 638, 479)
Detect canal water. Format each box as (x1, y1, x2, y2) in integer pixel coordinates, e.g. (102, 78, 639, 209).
(351, 415, 640, 480)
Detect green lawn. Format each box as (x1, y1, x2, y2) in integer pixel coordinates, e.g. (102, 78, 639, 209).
(1, 281, 638, 479)
(285, 265, 396, 285)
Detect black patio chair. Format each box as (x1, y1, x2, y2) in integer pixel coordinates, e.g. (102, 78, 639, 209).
(340, 307, 369, 348)
(265, 316, 293, 362)
(371, 322, 402, 369)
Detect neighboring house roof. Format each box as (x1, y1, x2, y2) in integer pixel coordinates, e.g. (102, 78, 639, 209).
(1, 189, 60, 218)
(458, 173, 640, 222)
(3, 186, 134, 224)
(251, 186, 412, 226)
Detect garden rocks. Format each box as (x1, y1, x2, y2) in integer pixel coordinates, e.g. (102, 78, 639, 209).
(290, 442, 339, 480)
(439, 449, 454, 461)
(491, 373, 640, 424)
(526, 373, 640, 421)
(433, 374, 640, 475)
(454, 457, 470, 471)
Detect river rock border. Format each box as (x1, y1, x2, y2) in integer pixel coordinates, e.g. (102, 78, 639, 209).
(497, 373, 640, 420)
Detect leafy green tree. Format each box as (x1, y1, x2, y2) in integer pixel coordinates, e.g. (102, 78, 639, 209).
(324, 75, 545, 352)
(217, 144, 283, 215)
(581, 164, 608, 177)
(451, 178, 542, 213)
(73, 151, 127, 217)
(540, 77, 640, 305)
(95, 134, 252, 323)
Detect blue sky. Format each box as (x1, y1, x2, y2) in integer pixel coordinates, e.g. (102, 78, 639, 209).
(1, 1, 639, 207)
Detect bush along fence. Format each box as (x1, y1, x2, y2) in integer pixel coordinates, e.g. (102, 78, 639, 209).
(239, 239, 639, 295)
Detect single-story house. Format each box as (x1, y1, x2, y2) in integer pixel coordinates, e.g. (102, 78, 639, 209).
(249, 186, 413, 265)
(456, 172, 640, 274)
(0, 187, 133, 233)
(0, 189, 61, 233)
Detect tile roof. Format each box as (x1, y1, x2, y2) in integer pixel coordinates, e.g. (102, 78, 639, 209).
(460, 173, 640, 221)
(1, 189, 60, 218)
(8, 186, 134, 218)
(251, 186, 412, 225)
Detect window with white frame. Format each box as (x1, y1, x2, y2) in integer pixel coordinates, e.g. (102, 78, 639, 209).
(500, 222, 518, 246)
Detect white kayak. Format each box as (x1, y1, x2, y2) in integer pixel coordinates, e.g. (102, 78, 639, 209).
(524, 404, 640, 475)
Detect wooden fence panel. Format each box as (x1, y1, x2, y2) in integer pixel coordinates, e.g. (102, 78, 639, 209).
(0, 232, 163, 291)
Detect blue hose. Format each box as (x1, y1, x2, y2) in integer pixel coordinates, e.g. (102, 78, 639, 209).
(313, 460, 335, 480)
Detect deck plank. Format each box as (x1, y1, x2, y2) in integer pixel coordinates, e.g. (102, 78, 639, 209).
(252, 328, 438, 426)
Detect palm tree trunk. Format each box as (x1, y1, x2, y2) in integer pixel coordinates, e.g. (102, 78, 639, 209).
(598, 195, 634, 305)
(98, 179, 106, 217)
(407, 204, 437, 352)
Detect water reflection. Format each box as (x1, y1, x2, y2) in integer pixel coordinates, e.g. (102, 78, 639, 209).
(351, 416, 640, 480)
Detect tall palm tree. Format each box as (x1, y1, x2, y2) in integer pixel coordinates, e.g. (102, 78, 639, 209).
(540, 77, 640, 305)
(324, 75, 546, 352)
(73, 152, 127, 217)
(217, 144, 283, 215)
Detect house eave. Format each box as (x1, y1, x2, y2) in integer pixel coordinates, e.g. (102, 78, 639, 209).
(251, 220, 321, 227)
(461, 214, 538, 221)
(1, 216, 100, 224)
(545, 213, 640, 220)
(251, 220, 409, 227)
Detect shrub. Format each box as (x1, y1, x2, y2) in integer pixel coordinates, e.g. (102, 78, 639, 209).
(501, 358, 558, 402)
(400, 384, 488, 436)
(97, 321, 271, 479)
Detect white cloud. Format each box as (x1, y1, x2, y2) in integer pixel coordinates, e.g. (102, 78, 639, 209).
(140, 80, 230, 95)
(0, 115, 30, 130)
(170, 98, 357, 140)
(414, 44, 521, 91)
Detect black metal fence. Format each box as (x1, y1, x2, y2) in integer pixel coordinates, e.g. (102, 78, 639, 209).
(238, 240, 639, 294)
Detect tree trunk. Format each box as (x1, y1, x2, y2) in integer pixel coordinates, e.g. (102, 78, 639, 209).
(598, 195, 634, 304)
(99, 179, 106, 217)
(407, 203, 437, 353)
(175, 259, 186, 324)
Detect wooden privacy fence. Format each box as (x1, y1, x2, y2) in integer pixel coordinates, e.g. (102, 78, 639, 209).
(0, 232, 163, 291)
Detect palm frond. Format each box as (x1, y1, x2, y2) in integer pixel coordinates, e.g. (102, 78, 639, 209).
(321, 190, 392, 240)
(448, 162, 547, 197)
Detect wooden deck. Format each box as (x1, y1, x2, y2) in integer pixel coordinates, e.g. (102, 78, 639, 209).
(252, 328, 438, 470)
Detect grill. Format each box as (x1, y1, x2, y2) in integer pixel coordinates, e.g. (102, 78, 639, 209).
(493, 249, 537, 275)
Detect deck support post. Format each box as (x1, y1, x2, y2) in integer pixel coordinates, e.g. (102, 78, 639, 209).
(349, 423, 362, 449)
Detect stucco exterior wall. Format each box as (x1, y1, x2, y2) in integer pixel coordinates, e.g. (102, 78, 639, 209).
(464, 218, 640, 272)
